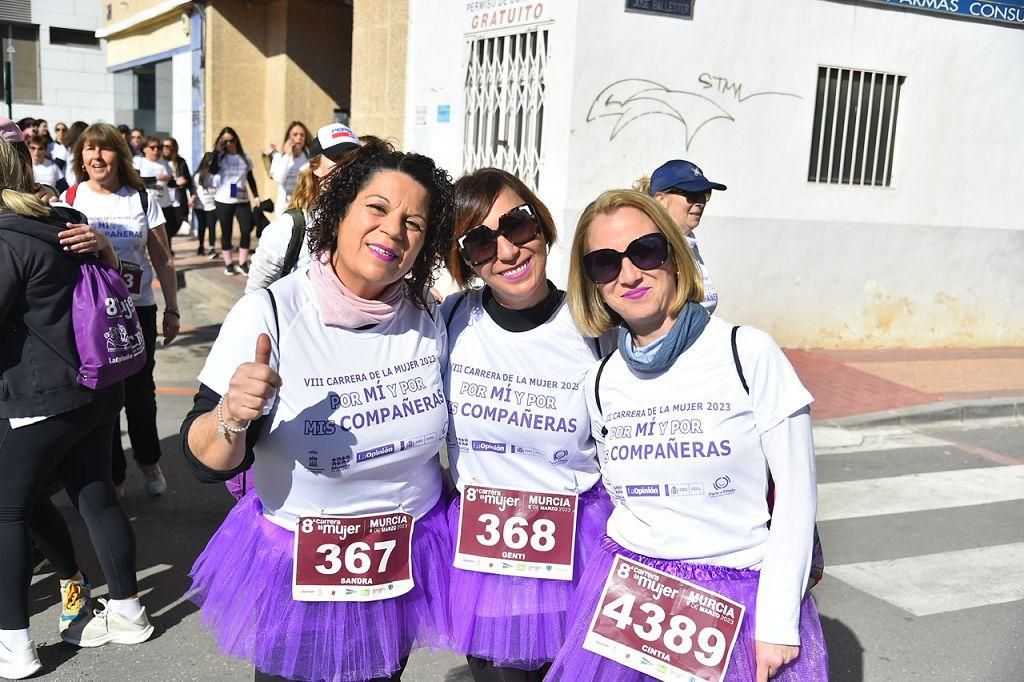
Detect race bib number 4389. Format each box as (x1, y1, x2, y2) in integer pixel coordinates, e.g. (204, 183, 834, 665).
(455, 485, 578, 581)
(292, 512, 414, 602)
(583, 555, 745, 682)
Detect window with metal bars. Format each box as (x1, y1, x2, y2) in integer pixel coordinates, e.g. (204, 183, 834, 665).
(463, 28, 548, 190)
(808, 66, 905, 187)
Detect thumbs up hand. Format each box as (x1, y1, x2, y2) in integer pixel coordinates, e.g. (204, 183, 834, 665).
(222, 333, 283, 427)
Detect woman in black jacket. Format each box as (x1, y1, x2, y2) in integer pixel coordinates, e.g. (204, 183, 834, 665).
(0, 137, 153, 679)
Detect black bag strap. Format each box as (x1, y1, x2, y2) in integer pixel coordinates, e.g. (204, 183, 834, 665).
(266, 288, 280, 342)
(243, 289, 280, 499)
(280, 208, 307, 277)
(592, 350, 616, 437)
(137, 187, 149, 215)
(444, 291, 469, 332)
(731, 325, 749, 395)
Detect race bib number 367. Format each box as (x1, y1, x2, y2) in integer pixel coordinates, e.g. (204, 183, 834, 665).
(583, 556, 745, 682)
(455, 485, 578, 581)
(292, 512, 414, 602)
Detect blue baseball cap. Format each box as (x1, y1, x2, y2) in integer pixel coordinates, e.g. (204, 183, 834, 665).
(649, 160, 727, 194)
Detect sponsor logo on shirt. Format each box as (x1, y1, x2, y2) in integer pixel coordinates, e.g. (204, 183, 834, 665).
(356, 443, 396, 462)
(663, 482, 706, 497)
(709, 475, 736, 498)
(472, 440, 507, 454)
(625, 484, 661, 497)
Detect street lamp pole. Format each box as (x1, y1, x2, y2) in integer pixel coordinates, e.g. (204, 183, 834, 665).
(4, 26, 14, 119)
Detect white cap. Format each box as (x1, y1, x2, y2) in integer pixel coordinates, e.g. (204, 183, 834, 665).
(309, 124, 360, 160)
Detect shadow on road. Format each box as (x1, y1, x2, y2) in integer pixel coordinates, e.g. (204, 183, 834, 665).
(29, 431, 237, 642)
(821, 614, 865, 681)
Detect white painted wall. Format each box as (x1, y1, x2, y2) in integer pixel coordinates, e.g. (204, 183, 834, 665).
(406, 0, 1024, 347)
(170, 48, 193, 170)
(13, 0, 115, 124)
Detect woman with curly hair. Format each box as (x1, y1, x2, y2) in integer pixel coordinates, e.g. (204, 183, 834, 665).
(180, 141, 456, 681)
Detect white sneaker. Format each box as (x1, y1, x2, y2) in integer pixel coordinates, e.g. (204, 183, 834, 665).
(0, 640, 41, 679)
(60, 599, 154, 648)
(141, 464, 167, 496)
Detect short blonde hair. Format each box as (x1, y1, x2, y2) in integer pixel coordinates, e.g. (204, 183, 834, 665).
(0, 138, 49, 218)
(567, 189, 703, 338)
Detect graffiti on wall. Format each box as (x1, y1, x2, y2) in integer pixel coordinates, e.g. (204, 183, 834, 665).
(586, 75, 802, 149)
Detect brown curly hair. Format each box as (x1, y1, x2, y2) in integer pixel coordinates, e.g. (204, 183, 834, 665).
(308, 141, 454, 310)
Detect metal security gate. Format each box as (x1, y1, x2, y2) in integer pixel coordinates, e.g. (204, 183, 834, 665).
(463, 28, 548, 189)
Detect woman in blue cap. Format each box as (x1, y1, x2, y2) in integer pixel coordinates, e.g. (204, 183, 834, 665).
(635, 159, 725, 314)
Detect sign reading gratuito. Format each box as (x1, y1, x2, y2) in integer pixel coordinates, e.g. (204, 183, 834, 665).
(583, 555, 745, 682)
(455, 485, 578, 581)
(292, 512, 414, 602)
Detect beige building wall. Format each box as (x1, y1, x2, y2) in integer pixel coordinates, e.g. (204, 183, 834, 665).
(351, 0, 408, 146)
(106, 0, 174, 26)
(104, 19, 189, 66)
(205, 0, 353, 201)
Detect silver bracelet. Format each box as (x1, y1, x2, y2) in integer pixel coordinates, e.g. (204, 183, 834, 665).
(216, 396, 249, 439)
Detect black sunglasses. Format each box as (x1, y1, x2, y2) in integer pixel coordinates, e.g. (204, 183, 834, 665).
(582, 232, 670, 284)
(664, 188, 712, 204)
(458, 204, 541, 267)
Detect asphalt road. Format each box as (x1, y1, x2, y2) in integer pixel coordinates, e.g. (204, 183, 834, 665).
(19, 279, 1024, 681)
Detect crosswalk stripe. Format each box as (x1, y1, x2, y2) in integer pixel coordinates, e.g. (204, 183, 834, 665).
(817, 464, 1024, 521)
(814, 427, 949, 455)
(829, 542, 1024, 616)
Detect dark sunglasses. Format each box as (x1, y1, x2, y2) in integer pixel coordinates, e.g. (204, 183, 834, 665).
(55, 127, 67, 132)
(146, 145, 159, 150)
(458, 204, 541, 267)
(582, 232, 670, 284)
(221, 137, 236, 144)
(664, 188, 712, 204)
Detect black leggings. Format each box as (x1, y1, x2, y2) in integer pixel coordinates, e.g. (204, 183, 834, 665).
(467, 656, 551, 682)
(197, 209, 217, 247)
(111, 304, 161, 484)
(216, 200, 253, 251)
(0, 384, 138, 629)
(162, 205, 182, 239)
(254, 657, 407, 681)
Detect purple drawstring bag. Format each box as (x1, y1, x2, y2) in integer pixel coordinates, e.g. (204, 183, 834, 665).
(71, 259, 147, 389)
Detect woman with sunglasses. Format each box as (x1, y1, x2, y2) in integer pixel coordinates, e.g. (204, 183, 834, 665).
(161, 137, 194, 240)
(133, 136, 176, 235)
(211, 126, 260, 275)
(442, 168, 613, 680)
(635, 159, 725, 314)
(182, 141, 455, 682)
(547, 190, 826, 681)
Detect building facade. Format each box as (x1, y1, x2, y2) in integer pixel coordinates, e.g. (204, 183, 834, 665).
(99, 0, 353, 190)
(355, 0, 1023, 348)
(2, 0, 115, 124)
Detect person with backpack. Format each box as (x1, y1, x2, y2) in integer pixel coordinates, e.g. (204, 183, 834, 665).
(211, 126, 260, 275)
(440, 168, 614, 681)
(546, 190, 827, 682)
(244, 123, 362, 293)
(0, 135, 154, 679)
(180, 142, 455, 681)
(63, 122, 180, 499)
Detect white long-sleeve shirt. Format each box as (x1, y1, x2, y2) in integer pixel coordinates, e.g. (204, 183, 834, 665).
(245, 209, 311, 294)
(588, 317, 816, 645)
(269, 150, 308, 211)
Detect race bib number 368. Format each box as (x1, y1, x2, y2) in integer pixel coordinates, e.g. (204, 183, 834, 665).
(292, 512, 414, 602)
(583, 555, 745, 682)
(455, 485, 578, 581)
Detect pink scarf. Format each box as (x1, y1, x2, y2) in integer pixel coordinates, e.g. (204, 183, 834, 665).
(309, 255, 405, 328)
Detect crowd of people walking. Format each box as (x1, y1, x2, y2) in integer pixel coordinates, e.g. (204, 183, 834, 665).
(0, 112, 827, 681)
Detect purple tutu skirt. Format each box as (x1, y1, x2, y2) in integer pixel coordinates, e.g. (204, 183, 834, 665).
(447, 483, 613, 670)
(548, 536, 829, 681)
(188, 492, 452, 682)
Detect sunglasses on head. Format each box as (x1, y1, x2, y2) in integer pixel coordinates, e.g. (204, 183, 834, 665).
(458, 204, 541, 267)
(664, 188, 712, 204)
(582, 232, 670, 284)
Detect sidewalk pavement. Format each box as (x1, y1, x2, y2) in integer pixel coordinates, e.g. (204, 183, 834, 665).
(167, 235, 1024, 430)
